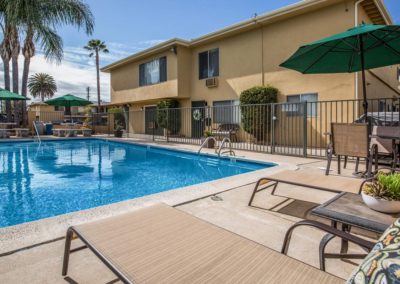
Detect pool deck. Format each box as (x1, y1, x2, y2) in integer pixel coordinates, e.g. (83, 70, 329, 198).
(0, 138, 371, 283)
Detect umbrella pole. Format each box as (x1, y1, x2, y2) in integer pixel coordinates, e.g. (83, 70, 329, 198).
(359, 36, 368, 121)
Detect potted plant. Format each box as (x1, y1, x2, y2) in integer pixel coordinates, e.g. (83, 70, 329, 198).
(114, 124, 124, 138)
(201, 131, 215, 148)
(361, 171, 400, 213)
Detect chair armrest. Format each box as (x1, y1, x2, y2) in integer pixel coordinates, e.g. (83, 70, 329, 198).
(281, 220, 375, 255)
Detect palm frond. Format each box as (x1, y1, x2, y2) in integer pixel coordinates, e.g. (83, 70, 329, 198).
(34, 25, 63, 63)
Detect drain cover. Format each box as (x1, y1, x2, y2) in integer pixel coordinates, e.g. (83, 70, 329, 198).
(211, 195, 223, 201)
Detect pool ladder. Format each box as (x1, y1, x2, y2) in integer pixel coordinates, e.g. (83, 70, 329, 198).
(198, 137, 235, 157)
(32, 121, 41, 144)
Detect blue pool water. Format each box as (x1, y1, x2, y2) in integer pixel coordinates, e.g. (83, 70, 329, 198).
(0, 139, 274, 227)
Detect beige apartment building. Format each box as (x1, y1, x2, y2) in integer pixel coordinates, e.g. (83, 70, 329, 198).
(102, 0, 399, 144)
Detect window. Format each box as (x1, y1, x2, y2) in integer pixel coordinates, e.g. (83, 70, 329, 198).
(213, 100, 240, 124)
(284, 93, 318, 117)
(139, 56, 167, 86)
(199, 49, 219, 80)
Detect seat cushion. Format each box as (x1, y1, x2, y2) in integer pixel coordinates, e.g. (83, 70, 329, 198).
(347, 219, 400, 284)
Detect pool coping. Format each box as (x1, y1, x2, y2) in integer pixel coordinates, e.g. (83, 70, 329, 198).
(0, 138, 296, 255)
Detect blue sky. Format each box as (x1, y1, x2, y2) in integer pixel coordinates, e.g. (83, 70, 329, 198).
(7, 0, 400, 101)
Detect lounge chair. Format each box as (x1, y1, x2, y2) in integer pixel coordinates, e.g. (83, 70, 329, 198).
(248, 170, 364, 207)
(326, 123, 378, 176)
(62, 204, 343, 283)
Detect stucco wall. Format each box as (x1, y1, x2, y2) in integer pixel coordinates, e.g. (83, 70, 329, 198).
(110, 50, 179, 104)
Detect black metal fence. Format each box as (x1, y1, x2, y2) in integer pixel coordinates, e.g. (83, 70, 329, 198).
(30, 97, 400, 158)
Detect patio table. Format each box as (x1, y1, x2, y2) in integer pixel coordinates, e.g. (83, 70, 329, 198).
(311, 192, 399, 270)
(13, 128, 30, 138)
(0, 122, 16, 129)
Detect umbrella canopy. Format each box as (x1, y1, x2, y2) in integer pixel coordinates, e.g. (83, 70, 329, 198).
(280, 24, 400, 117)
(45, 94, 91, 107)
(0, 88, 29, 100)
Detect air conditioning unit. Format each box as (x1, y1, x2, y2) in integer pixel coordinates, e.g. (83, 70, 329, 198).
(205, 77, 218, 88)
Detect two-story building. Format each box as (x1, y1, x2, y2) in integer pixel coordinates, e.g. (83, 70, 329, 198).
(102, 0, 399, 140)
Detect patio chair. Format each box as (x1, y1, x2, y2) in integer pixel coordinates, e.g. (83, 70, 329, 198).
(371, 126, 400, 168)
(282, 218, 400, 282)
(62, 204, 343, 283)
(326, 123, 378, 176)
(212, 123, 239, 142)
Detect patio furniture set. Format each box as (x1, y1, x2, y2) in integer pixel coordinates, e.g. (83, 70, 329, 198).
(326, 123, 400, 177)
(52, 128, 92, 137)
(0, 123, 29, 139)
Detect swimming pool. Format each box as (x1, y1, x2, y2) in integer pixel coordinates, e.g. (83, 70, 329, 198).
(0, 139, 275, 227)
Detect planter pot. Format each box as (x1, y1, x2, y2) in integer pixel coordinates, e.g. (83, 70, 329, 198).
(114, 130, 123, 138)
(201, 137, 215, 149)
(361, 192, 400, 214)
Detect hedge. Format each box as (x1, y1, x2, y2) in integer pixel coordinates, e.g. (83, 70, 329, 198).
(240, 86, 279, 141)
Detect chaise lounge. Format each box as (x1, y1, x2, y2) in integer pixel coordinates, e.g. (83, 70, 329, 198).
(248, 170, 365, 207)
(61, 203, 400, 283)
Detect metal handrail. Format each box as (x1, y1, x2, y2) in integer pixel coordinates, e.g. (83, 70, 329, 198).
(198, 136, 217, 155)
(32, 121, 41, 144)
(217, 137, 235, 157)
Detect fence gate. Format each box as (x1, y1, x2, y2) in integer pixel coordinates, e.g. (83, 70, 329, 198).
(271, 102, 307, 156)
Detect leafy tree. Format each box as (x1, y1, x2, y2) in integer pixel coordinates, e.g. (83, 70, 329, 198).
(28, 73, 57, 101)
(156, 99, 180, 134)
(240, 86, 279, 142)
(84, 40, 109, 113)
(1, 0, 94, 124)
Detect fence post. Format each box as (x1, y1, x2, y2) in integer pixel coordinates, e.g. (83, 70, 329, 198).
(303, 102, 308, 157)
(271, 104, 275, 154)
(108, 112, 110, 137)
(166, 108, 169, 143)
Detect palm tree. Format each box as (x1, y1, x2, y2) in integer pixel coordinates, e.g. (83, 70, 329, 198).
(3, 0, 94, 124)
(0, 21, 13, 121)
(0, 1, 18, 121)
(28, 73, 57, 102)
(84, 40, 109, 113)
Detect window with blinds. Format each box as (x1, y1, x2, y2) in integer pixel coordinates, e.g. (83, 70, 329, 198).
(139, 56, 167, 86)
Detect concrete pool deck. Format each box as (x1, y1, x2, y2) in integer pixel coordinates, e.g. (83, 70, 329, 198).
(0, 138, 372, 283)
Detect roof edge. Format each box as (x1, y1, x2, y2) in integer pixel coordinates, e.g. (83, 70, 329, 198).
(101, 38, 190, 72)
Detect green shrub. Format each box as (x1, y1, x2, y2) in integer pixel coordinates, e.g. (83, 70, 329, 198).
(156, 99, 180, 134)
(240, 86, 279, 141)
(107, 107, 126, 129)
(363, 171, 400, 201)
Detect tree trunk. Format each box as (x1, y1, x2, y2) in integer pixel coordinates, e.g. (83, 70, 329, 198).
(21, 29, 34, 127)
(20, 56, 30, 126)
(3, 60, 12, 121)
(96, 50, 101, 113)
(12, 56, 21, 125)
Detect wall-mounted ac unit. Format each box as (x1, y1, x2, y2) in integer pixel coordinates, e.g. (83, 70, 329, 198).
(205, 77, 218, 88)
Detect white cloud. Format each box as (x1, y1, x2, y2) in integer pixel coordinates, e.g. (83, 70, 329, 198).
(0, 40, 166, 104)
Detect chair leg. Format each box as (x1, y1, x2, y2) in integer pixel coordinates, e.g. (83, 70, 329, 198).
(326, 148, 333, 176)
(355, 158, 360, 173)
(367, 156, 373, 178)
(62, 228, 74, 276)
(337, 155, 341, 175)
(344, 156, 348, 169)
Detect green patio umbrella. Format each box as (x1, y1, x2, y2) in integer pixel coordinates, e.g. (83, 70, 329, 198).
(280, 24, 400, 118)
(45, 94, 91, 121)
(0, 88, 29, 100)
